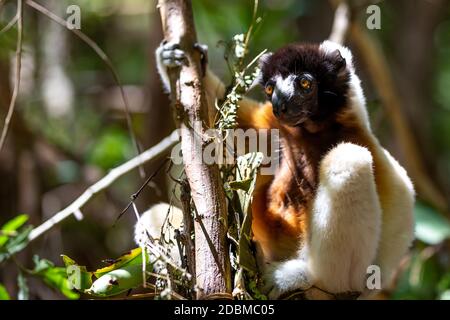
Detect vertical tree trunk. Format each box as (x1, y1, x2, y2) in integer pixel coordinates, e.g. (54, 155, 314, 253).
(157, 0, 231, 299)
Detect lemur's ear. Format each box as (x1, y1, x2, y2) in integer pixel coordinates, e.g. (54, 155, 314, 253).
(258, 51, 273, 68)
(330, 49, 346, 73)
(320, 40, 354, 72)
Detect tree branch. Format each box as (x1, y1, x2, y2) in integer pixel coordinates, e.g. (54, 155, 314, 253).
(158, 0, 231, 299)
(328, 1, 350, 44)
(0, 0, 23, 152)
(27, 130, 179, 243)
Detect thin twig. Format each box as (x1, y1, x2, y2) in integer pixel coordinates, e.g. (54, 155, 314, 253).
(243, 0, 259, 52)
(0, 0, 23, 151)
(0, 14, 19, 35)
(25, 0, 145, 177)
(180, 179, 195, 283)
(116, 158, 170, 222)
(27, 130, 179, 243)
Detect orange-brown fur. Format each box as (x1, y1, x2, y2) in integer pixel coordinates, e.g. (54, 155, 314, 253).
(237, 99, 384, 263)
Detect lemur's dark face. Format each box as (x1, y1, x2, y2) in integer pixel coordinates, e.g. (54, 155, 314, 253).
(259, 43, 350, 127)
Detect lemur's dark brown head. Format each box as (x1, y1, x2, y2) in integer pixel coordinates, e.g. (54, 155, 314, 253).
(259, 42, 351, 127)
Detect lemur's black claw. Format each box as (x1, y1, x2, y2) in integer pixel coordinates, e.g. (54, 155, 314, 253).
(194, 43, 208, 77)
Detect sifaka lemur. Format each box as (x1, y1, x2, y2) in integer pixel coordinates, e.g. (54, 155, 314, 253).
(135, 40, 415, 299)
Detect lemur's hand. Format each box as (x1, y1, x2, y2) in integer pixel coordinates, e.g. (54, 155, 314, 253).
(158, 41, 188, 68)
(156, 40, 208, 92)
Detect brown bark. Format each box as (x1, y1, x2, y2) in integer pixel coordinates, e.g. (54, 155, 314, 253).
(157, 0, 231, 299)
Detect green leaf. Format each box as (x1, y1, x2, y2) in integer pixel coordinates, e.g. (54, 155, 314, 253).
(61, 248, 154, 298)
(87, 264, 145, 297)
(17, 272, 29, 300)
(415, 202, 450, 245)
(40, 267, 79, 300)
(391, 249, 441, 299)
(229, 179, 253, 192)
(32, 255, 54, 273)
(0, 284, 10, 300)
(0, 214, 29, 247)
(61, 254, 77, 267)
(61, 255, 93, 291)
(32, 255, 79, 299)
(93, 247, 143, 278)
(0, 226, 32, 263)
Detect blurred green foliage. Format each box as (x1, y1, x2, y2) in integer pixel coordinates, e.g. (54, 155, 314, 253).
(0, 284, 10, 300)
(87, 127, 133, 170)
(391, 202, 450, 300)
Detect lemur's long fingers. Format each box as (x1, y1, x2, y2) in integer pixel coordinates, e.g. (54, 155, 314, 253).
(159, 41, 208, 75)
(161, 50, 186, 67)
(160, 41, 187, 68)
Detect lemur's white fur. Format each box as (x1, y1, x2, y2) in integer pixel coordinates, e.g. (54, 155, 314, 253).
(134, 203, 183, 265)
(307, 143, 382, 297)
(320, 40, 371, 131)
(275, 74, 297, 100)
(145, 40, 415, 299)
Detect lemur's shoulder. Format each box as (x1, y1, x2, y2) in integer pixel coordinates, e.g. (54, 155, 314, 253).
(236, 100, 278, 130)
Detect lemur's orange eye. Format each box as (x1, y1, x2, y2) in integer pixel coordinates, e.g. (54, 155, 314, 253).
(300, 78, 312, 90)
(265, 84, 274, 96)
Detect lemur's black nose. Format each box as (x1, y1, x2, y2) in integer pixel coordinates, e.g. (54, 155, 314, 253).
(272, 91, 289, 116)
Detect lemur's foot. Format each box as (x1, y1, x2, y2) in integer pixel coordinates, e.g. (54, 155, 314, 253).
(261, 259, 313, 299)
(157, 41, 188, 68)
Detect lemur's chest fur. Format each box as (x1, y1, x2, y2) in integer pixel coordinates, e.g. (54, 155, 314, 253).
(251, 119, 369, 261)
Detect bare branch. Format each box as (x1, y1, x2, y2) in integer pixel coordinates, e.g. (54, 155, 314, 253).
(0, 13, 19, 35)
(328, 1, 350, 44)
(28, 130, 179, 243)
(0, 0, 23, 151)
